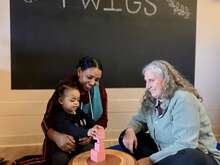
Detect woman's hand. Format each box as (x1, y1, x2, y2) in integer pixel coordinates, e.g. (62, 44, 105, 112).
(136, 157, 153, 165)
(79, 136, 92, 145)
(123, 128, 138, 153)
(47, 128, 75, 152)
(55, 134, 76, 152)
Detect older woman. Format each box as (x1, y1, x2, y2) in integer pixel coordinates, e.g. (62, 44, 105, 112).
(119, 60, 220, 165)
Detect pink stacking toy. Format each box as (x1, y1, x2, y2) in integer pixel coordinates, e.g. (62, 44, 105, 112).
(90, 126, 105, 162)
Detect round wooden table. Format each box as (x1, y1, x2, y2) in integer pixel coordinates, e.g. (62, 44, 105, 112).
(68, 149, 136, 165)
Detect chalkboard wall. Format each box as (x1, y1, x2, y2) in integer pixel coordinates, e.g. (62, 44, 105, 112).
(10, 0, 197, 89)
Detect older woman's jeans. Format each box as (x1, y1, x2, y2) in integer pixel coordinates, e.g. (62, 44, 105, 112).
(119, 130, 218, 165)
(119, 130, 158, 160)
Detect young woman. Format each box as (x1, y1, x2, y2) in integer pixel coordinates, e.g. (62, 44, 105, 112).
(41, 56, 108, 164)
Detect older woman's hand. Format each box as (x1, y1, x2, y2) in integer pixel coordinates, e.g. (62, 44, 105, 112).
(123, 128, 138, 153)
(137, 157, 153, 165)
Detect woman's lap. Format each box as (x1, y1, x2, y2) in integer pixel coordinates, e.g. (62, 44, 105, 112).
(119, 130, 158, 160)
(157, 148, 218, 165)
(119, 130, 218, 165)
(51, 151, 71, 165)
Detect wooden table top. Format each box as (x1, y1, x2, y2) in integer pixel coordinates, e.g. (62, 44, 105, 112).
(68, 149, 136, 165)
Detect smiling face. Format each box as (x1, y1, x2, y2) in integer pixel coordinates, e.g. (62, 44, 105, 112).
(58, 88, 80, 114)
(144, 69, 165, 99)
(77, 67, 102, 91)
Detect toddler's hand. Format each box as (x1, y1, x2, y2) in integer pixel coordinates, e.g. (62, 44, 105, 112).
(87, 127, 98, 138)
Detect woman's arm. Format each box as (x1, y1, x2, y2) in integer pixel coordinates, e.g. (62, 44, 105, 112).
(122, 109, 147, 153)
(41, 94, 56, 135)
(127, 110, 147, 134)
(47, 128, 75, 152)
(123, 128, 138, 153)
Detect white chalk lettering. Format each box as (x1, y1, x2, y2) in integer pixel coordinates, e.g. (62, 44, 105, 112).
(23, 0, 192, 19)
(82, 0, 101, 10)
(62, 0, 66, 8)
(125, 0, 141, 14)
(103, 0, 122, 12)
(24, 0, 38, 3)
(24, 0, 157, 16)
(144, 0, 157, 16)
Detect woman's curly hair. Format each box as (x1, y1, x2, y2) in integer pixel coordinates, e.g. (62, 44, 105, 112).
(141, 60, 202, 109)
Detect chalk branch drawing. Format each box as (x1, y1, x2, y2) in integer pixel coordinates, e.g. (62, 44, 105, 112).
(166, 0, 190, 19)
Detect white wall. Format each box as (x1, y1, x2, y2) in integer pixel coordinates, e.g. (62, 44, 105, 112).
(0, 0, 220, 147)
(195, 0, 220, 131)
(195, 0, 220, 109)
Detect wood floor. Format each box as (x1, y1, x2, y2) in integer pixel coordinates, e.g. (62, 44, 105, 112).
(0, 145, 42, 164)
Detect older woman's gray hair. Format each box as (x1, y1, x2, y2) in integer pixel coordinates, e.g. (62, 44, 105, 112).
(141, 60, 202, 108)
